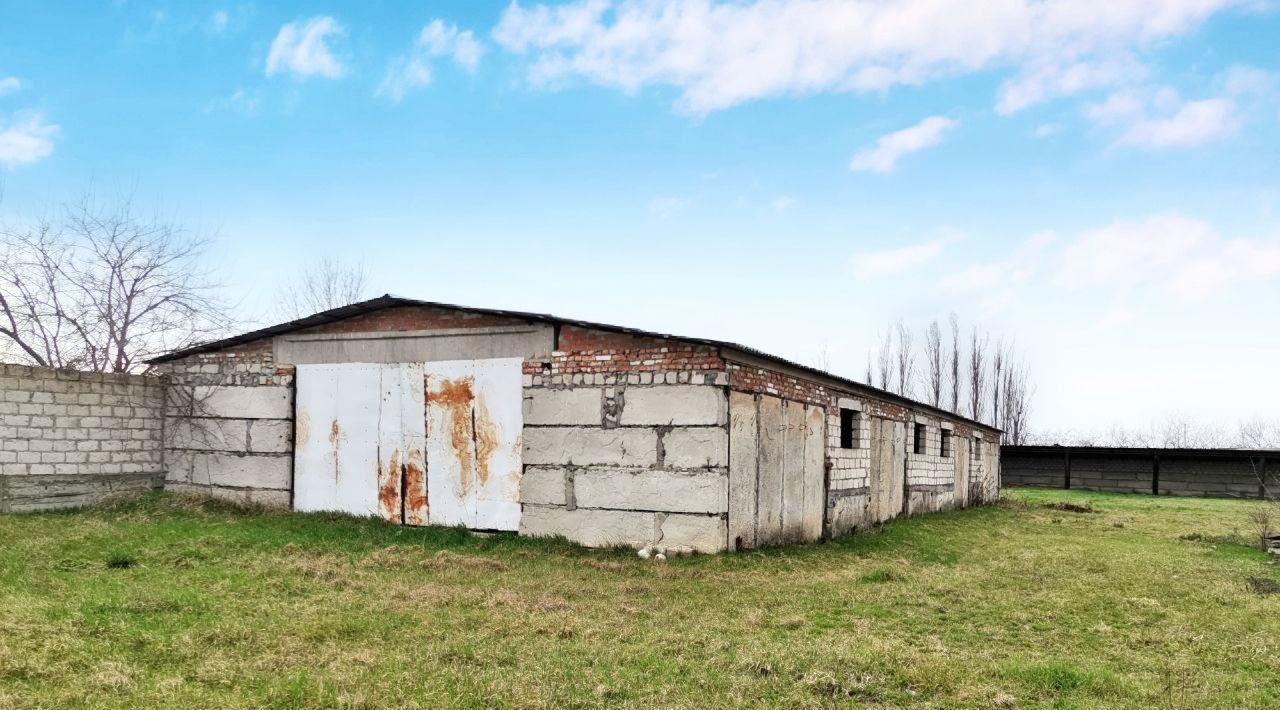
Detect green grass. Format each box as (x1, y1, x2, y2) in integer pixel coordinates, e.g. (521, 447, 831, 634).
(1, 489, 1277, 708)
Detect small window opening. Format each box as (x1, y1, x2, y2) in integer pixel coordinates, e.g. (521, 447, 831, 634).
(913, 423, 926, 455)
(973, 437, 983, 460)
(940, 429, 952, 458)
(839, 409, 858, 449)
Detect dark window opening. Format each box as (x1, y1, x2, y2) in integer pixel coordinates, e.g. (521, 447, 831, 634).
(973, 437, 983, 460)
(839, 409, 858, 449)
(913, 423, 926, 455)
(941, 428, 952, 458)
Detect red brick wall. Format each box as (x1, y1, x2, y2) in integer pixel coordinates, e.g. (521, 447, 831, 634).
(726, 358, 988, 439)
(528, 325, 724, 377)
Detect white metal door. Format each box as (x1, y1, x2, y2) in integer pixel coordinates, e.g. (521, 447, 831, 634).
(425, 358, 523, 530)
(294, 363, 426, 522)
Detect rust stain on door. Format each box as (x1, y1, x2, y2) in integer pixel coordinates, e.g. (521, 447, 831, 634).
(403, 448, 428, 526)
(377, 448, 401, 522)
(433, 376, 477, 492)
(473, 396, 500, 487)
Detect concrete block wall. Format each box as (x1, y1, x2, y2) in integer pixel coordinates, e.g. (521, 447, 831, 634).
(1160, 458, 1270, 498)
(725, 357, 1001, 539)
(825, 398, 873, 540)
(0, 364, 164, 511)
(153, 348, 296, 507)
(519, 371, 731, 553)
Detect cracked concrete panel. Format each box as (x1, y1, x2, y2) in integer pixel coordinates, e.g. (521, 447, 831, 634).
(523, 427, 657, 467)
(520, 467, 568, 506)
(187, 453, 291, 490)
(659, 513, 727, 553)
(617, 385, 726, 426)
(519, 504, 654, 548)
(663, 427, 728, 469)
(523, 388, 603, 426)
(165, 451, 194, 483)
(247, 420, 292, 453)
(191, 386, 293, 419)
(574, 469, 727, 514)
(168, 419, 248, 452)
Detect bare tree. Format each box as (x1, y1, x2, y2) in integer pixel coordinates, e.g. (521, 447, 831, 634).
(968, 327, 987, 423)
(895, 320, 915, 398)
(999, 356, 1034, 444)
(948, 312, 961, 413)
(924, 319, 943, 407)
(810, 340, 832, 373)
(281, 257, 370, 318)
(0, 194, 230, 372)
(1238, 417, 1280, 449)
(876, 330, 892, 391)
(864, 353, 873, 385)
(990, 338, 1006, 429)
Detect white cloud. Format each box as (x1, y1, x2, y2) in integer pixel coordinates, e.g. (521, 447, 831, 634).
(0, 77, 20, 96)
(0, 114, 58, 166)
(1053, 212, 1279, 301)
(377, 20, 485, 103)
(940, 230, 1053, 292)
(849, 235, 955, 279)
(266, 16, 346, 79)
(772, 195, 797, 211)
(493, 0, 1239, 114)
(1117, 98, 1236, 148)
(210, 10, 229, 33)
(1056, 213, 1212, 286)
(206, 88, 260, 115)
(997, 57, 1146, 115)
(1086, 86, 1238, 148)
(649, 196, 691, 217)
(849, 116, 956, 173)
(1034, 123, 1062, 137)
(1222, 64, 1272, 96)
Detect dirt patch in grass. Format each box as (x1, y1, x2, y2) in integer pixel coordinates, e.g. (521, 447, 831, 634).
(1247, 576, 1280, 595)
(1042, 500, 1096, 514)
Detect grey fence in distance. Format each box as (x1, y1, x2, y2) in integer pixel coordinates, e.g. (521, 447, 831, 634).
(1001, 445, 1276, 500)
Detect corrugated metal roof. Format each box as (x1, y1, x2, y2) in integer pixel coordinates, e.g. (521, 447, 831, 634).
(148, 294, 1001, 432)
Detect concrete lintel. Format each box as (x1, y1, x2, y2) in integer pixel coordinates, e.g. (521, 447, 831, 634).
(837, 397, 862, 412)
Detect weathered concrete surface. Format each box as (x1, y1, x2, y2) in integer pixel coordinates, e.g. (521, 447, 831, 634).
(247, 420, 292, 454)
(663, 427, 728, 469)
(1, 473, 162, 512)
(275, 325, 554, 365)
(519, 467, 568, 506)
(827, 492, 870, 538)
(523, 388, 602, 426)
(573, 469, 727, 514)
(188, 386, 292, 420)
(169, 419, 249, 452)
(523, 427, 657, 467)
(519, 504, 654, 547)
(169, 452, 291, 490)
(618, 385, 726, 426)
(167, 482, 290, 507)
(727, 391, 759, 550)
(658, 513, 727, 553)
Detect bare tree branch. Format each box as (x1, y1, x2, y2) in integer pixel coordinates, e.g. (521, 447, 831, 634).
(895, 320, 915, 398)
(0, 193, 231, 372)
(925, 319, 943, 407)
(281, 257, 370, 319)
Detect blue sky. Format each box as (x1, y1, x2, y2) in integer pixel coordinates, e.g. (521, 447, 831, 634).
(1, 0, 1278, 434)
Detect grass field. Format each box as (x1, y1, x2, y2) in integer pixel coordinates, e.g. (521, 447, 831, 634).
(1, 489, 1277, 709)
